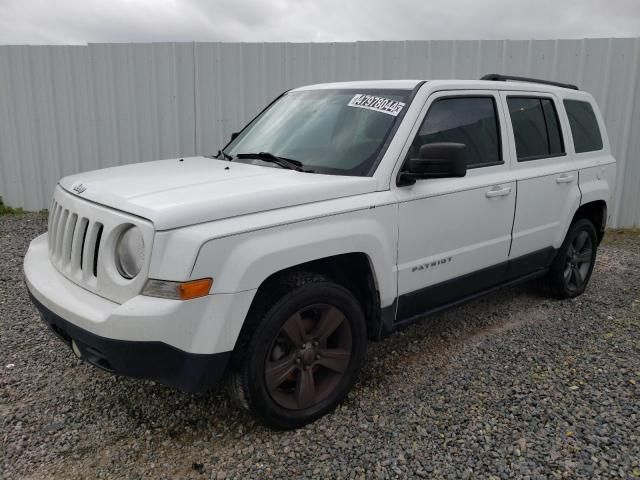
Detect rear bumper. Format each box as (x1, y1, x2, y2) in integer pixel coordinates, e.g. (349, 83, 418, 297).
(29, 290, 231, 392)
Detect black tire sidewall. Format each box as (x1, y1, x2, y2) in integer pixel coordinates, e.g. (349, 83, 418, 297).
(552, 218, 598, 298)
(242, 281, 367, 429)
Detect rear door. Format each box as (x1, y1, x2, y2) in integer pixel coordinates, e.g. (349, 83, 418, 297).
(500, 92, 581, 264)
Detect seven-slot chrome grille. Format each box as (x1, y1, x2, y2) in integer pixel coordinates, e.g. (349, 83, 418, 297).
(48, 199, 103, 280)
(47, 186, 154, 304)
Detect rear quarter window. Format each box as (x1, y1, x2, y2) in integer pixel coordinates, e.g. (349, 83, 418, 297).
(563, 99, 603, 153)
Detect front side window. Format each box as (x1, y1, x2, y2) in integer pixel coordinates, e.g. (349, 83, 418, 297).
(507, 97, 565, 161)
(406, 96, 502, 168)
(224, 89, 412, 176)
(563, 99, 603, 153)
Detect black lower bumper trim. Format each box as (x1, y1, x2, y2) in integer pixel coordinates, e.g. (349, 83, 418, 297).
(28, 290, 231, 393)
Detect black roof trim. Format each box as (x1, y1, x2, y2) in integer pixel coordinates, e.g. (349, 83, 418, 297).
(480, 74, 579, 91)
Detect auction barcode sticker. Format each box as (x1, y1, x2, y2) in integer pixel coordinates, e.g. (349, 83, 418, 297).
(347, 94, 406, 116)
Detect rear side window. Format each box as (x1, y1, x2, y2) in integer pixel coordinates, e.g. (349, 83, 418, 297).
(507, 97, 564, 161)
(408, 96, 501, 168)
(563, 99, 603, 153)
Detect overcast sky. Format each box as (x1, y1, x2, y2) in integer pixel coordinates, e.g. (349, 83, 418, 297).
(0, 0, 638, 44)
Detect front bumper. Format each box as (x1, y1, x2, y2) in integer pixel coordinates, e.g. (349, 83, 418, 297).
(29, 291, 230, 392)
(24, 233, 256, 392)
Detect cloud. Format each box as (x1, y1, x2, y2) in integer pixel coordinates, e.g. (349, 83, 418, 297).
(0, 0, 638, 44)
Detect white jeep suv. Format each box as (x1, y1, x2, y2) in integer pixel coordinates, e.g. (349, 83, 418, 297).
(24, 74, 616, 428)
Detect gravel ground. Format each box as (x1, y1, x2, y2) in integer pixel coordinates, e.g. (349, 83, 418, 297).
(1, 213, 639, 479)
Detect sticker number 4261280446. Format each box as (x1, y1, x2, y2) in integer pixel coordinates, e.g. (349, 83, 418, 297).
(347, 94, 406, 116)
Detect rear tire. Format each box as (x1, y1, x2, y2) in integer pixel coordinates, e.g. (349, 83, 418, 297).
(543, 218, 598, 299)
(229, 271, 367, 429)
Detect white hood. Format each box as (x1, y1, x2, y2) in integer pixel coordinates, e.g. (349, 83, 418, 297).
(59, 157, 378, 230)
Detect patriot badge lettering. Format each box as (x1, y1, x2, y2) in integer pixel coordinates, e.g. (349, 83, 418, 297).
(347, 94, 406, 116)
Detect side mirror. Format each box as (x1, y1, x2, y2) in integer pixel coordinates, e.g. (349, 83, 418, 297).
(230, 132, 240, 141)
(398, 142, 467, 186)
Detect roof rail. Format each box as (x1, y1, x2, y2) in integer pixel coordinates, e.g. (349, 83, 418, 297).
(480, 73, 579, 90)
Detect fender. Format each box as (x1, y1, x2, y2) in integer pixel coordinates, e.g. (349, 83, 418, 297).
(551, 160, 615, 248)
(578, 163, 616, 215)
(191, 203, 399, 309)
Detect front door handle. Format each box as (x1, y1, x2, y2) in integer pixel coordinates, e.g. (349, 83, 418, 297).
(485, 185, 512, 198)
(556, 173, 575, 184)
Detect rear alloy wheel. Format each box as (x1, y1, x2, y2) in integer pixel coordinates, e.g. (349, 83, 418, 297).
(562, 229, 593, 294)
(544, 218, 598, 299)
(230, 272, 367, 429)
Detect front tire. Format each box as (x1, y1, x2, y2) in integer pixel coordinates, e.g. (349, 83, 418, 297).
(229, 272, 367, 429)
(544, 218, 598, 299)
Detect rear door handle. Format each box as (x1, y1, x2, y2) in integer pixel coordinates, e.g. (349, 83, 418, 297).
(556, 173, 575, 184)
(485, 185, 512, 198)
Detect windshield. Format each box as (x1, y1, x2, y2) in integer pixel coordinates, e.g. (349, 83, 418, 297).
(224, 89, 412, 176)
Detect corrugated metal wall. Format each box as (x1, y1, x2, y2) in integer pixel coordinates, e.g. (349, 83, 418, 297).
(1, 39, 638, 226)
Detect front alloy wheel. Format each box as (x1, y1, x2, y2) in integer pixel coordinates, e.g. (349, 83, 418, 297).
(265, 305, 353, 411)
(230, 272, 367, 429)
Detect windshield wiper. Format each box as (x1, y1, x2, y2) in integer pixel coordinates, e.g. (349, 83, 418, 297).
(236, 152, 305, 171)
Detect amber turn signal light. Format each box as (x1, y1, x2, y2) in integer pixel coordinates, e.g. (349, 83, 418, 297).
(142, 278, 213, 300)
(178, 278, 213, 300)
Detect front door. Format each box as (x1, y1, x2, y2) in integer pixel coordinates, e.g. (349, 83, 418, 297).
(394, 91, 516, 321)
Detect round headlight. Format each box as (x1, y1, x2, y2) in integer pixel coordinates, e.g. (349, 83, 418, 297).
(115, 226, 145, 279)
